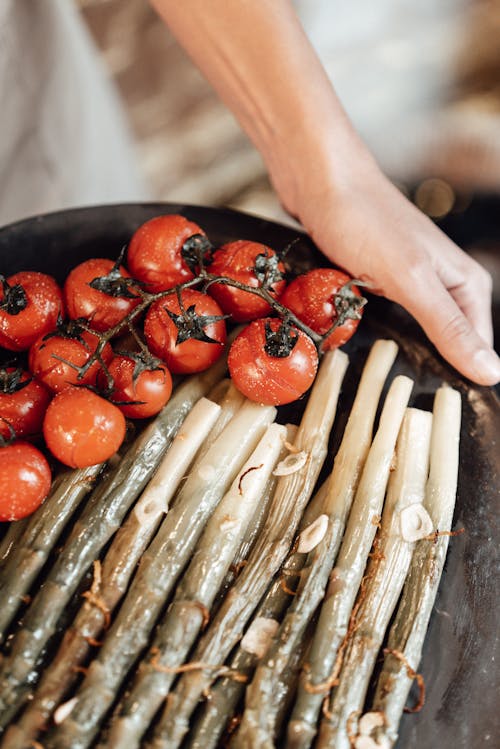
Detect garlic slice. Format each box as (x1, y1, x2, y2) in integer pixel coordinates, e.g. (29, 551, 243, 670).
(358, 711, 385, 736)
(297, 514, 329, 553)
(54, 696, 78, 725)
(273, 451, 308, 476)
(354, 736, 390, 749)
(400, 504, 433, 542)
(240, 617, 279, 658)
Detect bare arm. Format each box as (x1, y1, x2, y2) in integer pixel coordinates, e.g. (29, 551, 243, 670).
(151, 0, 499, 385)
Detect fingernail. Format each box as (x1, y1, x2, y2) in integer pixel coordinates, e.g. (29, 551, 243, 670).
(473, 349, 500, 384)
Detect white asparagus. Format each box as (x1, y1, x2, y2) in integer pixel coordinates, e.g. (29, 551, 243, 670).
(149, 348, 349, 749)
(219, 424, 298, 597)
(369, 385, 462, 748)
(48, 400, 276, 749)
(318, 408, 432, 749)
(195, 382, 245, 463)
(105, 422, 288, 749)
(184, 479, 332, 749)
(2, 398, 221, 749)
(235, 340, 399, 747)
(287, 374, 413, 749)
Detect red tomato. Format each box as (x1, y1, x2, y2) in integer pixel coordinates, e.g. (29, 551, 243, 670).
(0, 271, 64, 351)
(127, 214, 206, 292)
(207, 240, 286, 322)
(99, 354, 173, 418)
(43, 388, 126, 468)
(64, 258, 140, 332)
(228, 318, 318, 405)
(279, 269, 364, 350)
(29, 327, 113, 393)
(0, 442, 52, 521)
(0, 367, 51, 439)
(144, 289, 227, 374)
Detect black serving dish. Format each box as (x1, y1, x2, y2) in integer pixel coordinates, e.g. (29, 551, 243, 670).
(0, 203, 498, 749)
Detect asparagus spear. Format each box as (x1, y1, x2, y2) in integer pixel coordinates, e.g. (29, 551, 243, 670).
(0, 361, 226, 728)
(2, 397, 221, 749)
(105, 421, 288, 749)
(195, 382, 245, 462)
(285, 374, 413, 749)
(215, 423, 299, 604)
(235, 341, 400, 747)
(0, 519, 29, 569)
(0, 464, 104, 641)
(186, 479, 330, 749)
(148, 348, 348, 749)
(47, 399, 276, 749)
(316, 407, 432, 749)
(366, 386, 462, 749)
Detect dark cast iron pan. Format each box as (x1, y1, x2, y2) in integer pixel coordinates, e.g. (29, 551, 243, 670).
(0, 202, 498, 749)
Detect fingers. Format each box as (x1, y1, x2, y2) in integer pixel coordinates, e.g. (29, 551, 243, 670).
(446, 264, 494, 348)
(433, 241, 494, 347)
(400, 266, 500, 386)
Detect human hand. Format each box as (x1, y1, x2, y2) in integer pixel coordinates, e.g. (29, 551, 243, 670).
(274, 157, 499, 386)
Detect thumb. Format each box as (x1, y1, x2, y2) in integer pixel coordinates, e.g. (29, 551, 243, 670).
(400, 272, 500, 386)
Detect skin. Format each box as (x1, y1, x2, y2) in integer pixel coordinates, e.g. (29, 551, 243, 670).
(151, 0, 499, 385)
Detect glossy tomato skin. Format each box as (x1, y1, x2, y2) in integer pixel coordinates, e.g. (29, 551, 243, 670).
(0, 442, 52, 521)
(144, 289, 227, 375)
(279, 269, 362, 350)
(0, 272, 64, 351)
(29, 331, 113, 393)
(43, 388, 126, 468)
(228, 318, 318, 406)
(208, 240, 286, 322)
(127, 214, 205, 292)
(99, 355, 173, 419)
(63, 258, 140, 332)
(0, 368, 51, 439)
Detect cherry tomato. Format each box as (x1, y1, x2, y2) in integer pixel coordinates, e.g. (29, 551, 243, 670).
(207, 240, 286, 322)
(127, 214, 206, 292)
(228, 318, 318, 405)
(64, 258, 140, 332)
(279, 269, 364, 350)
(144, 289, 227, 374)
(0, 367, 51, 439)
(43, 388, 126, 468)
(98, 354, 172, 419)
(0, 442, 52, 521)
(29, 327, 113, 393)
(0, 272, 64, 351)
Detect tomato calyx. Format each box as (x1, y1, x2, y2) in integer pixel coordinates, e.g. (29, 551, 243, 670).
(333, 280, 367, 324)
(42, 315, 90, 347)
(88, 248, 141, 299)
(0, 366, 32, 394)
(319, 280, 367, 346)
(165, 291, 229, 346)
(253, 251, 286, 290)
(181, 234, 213, 273)
(114, 349, 166, 384)
(0, 275, 28, 315)
(263, 318, 299, 358)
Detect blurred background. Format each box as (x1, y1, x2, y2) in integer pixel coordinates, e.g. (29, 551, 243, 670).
(77, 0, 500, 220)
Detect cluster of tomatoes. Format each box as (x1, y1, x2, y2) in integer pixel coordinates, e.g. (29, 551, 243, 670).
(0, 213, 364, 521)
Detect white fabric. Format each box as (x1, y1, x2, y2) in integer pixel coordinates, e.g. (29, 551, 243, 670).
(0, 0, 147, 227)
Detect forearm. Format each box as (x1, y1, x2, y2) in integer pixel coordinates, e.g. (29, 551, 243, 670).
(151, 0, 500, 385)
(150, 0, 374, 210)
